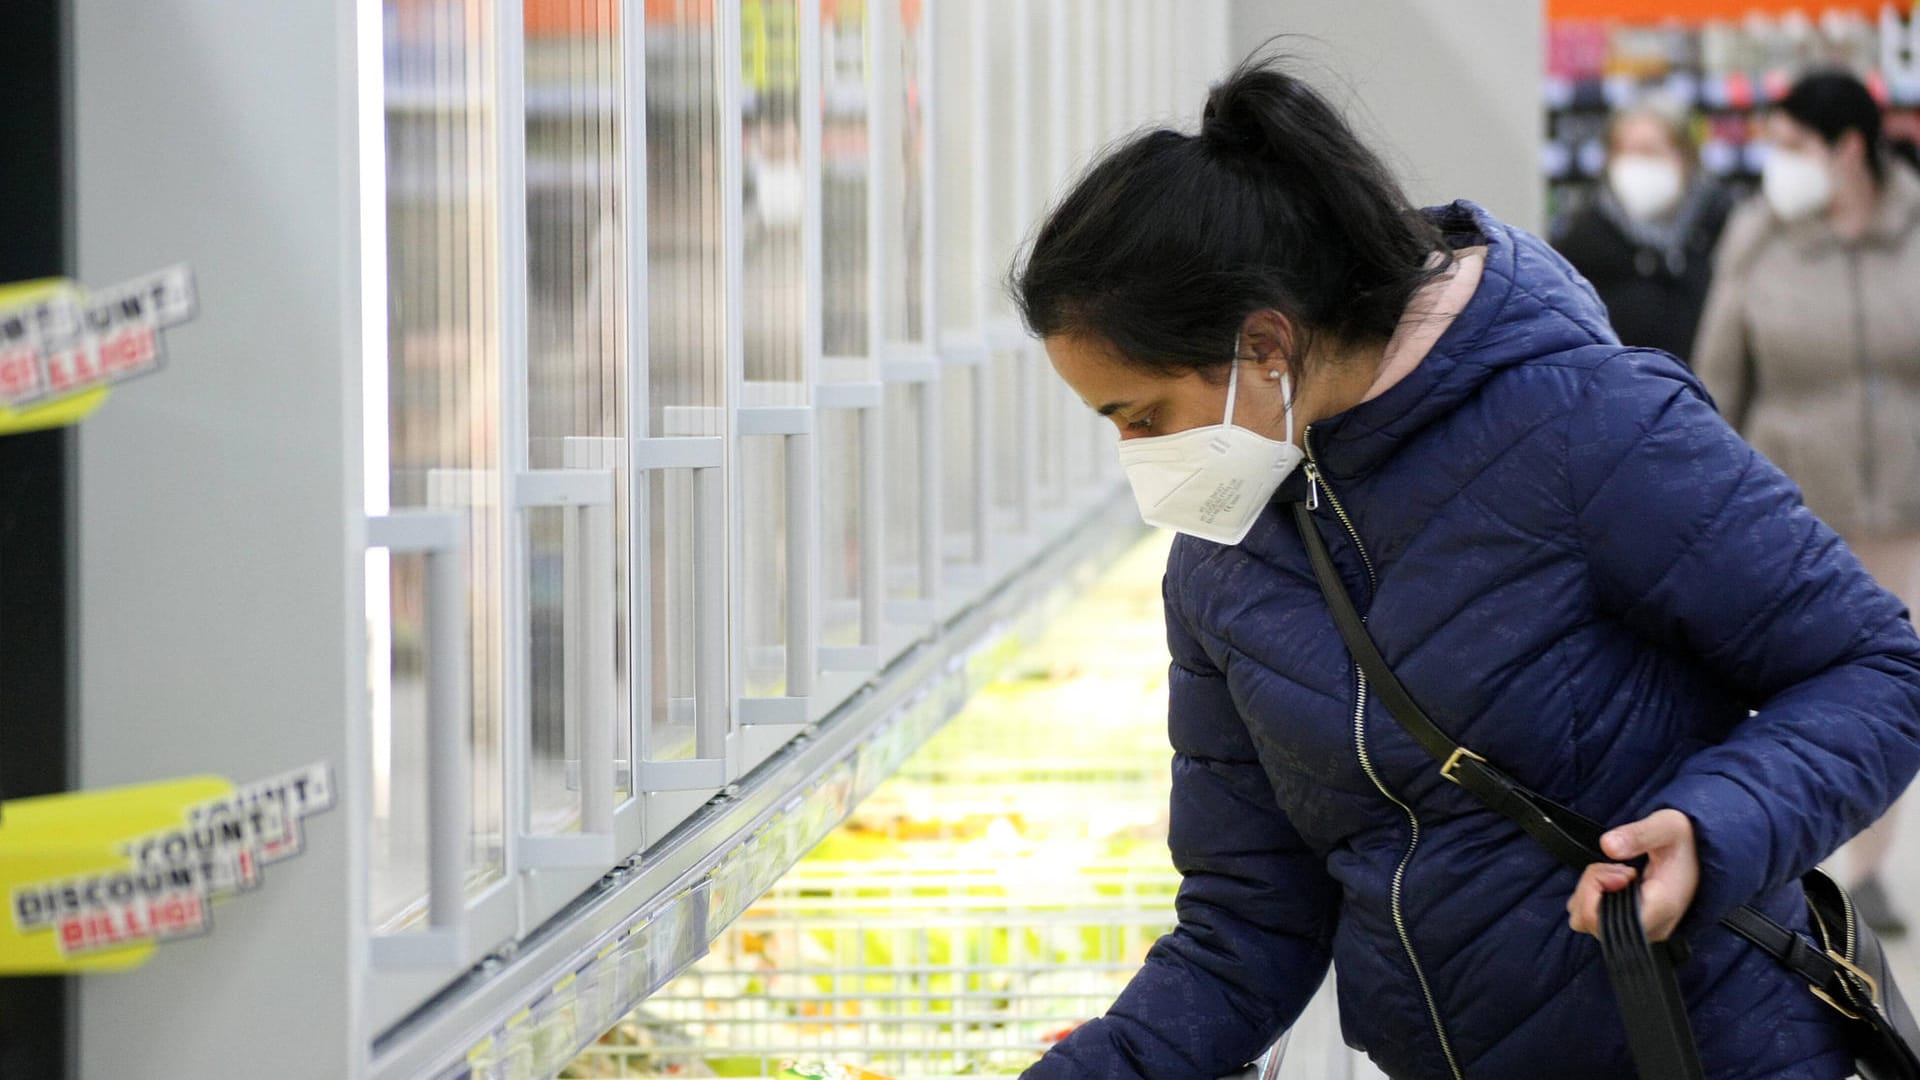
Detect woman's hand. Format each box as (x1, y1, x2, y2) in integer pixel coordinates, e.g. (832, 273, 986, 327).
(1566, 808, 1700, 942)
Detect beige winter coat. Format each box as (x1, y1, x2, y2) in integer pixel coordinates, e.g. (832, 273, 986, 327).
(1693, 162, 1920, 535)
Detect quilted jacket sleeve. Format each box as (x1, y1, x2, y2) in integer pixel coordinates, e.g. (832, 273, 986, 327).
(1022, 567, 1341, 1079)
(1568, 349, 1920, 931)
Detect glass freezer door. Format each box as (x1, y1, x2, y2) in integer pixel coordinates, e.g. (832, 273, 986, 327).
(815, 0, 886, 676)
(735, 0, 819, 740)
(366, 0, 517, 1019)
(875, 0, 942, 642)
(517, 0, 642, 921)
(636, 0, 735, 841)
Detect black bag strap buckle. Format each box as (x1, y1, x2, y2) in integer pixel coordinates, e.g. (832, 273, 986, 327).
(1439, 746, 1485, 784)
(1812, 950, 1882, 1019)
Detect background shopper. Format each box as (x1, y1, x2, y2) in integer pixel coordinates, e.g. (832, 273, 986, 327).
(1552, 96, 1734, 364)
(1693, 70, 1920, 935)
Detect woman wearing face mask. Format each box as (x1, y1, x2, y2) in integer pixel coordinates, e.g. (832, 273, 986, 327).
(1011, 55, 1920, 1080)
(1692, 70, 1920, 937)
(1550, 98, 1734, 364)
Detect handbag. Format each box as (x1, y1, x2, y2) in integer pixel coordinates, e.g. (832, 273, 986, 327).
(1290, 501, 1920, 1080)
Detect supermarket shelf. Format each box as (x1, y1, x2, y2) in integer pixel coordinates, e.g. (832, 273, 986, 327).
(369, 487, 1141, 1080)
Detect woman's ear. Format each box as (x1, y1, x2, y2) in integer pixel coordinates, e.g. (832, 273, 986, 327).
(1238, 309, 1296, 370)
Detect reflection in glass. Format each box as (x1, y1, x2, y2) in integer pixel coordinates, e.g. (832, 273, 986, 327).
(821, 0, 870, 362)
(898, 0, 929, 342)
(931, 0, 979, 341)
(644, 1, 727, 762)
(978, 4, 1018, 328)
(525, 0, 631, 821)
(1020, 5, 1064, 513)
(376, 0, 506, 923)
(742, 0, 806, 697)
(884, 0, 927, 346)
(742, 0, 805, 388)
(646, 1, 726, 432)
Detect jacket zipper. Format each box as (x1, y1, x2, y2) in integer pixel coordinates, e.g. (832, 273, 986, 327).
(1841, 880, 1858, 964)
(1303, 433, 1466, 1080)
(1847, 248, 1879, 509)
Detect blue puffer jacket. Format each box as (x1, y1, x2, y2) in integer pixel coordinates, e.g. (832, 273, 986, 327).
(1026, 202, 1920, 1080)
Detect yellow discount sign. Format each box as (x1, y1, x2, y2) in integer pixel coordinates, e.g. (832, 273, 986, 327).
(0, 266, 196, 436)
(0, 764, 333, 974)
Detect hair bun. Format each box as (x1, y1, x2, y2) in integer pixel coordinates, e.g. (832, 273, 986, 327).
(1201, 86, 1261, 153)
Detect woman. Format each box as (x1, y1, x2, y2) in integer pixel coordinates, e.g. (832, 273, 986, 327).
(1551, 97, 1734, 364)
(1693, 70, 1920, 937)
(1011, 57, 1920, 1080)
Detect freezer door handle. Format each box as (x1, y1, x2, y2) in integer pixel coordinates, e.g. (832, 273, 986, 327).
(879, 348, 942, 629)
(960, 350, 993, 571)
(515, 467, 619, 869)
(788, 430, 817, 698)
(1015, 344, 1038, 535)
(814, 385, 885, 673)
(634, 437, 730, 792)
(367, 510, 472, 969)
(936, 338, 993, 578)
(735, 413, 817, 727)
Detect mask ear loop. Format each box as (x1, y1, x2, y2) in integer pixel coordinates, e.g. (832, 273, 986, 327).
(1281, 373, 1295, 445)
(1223, 351, 1242, 429)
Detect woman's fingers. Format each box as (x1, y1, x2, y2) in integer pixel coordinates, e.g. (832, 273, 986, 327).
(1567, 861, 1637, 936)
(1571, 809, 1701, 942)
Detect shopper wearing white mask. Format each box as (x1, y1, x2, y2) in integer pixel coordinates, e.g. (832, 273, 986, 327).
(1694, 69, 1920, 937)
(1011, 53, 1920, 1080)
(1552, 98, 1734, 364)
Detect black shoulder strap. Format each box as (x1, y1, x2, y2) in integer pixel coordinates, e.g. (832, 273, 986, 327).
(1287, 503, 1857, 1027)
(1602, 885, 1708, 1080)
(1290, 502, 1612, 869)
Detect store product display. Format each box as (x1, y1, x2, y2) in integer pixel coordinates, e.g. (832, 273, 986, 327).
(775, 1064, 894, 1080)
(1543, 10, 1920, 221)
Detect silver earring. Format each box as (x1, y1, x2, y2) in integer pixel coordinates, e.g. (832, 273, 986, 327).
(1267, 370, 1282, 381)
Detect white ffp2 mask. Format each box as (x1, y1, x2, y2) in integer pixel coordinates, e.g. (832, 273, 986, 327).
(1608, 156, 1685, 221)
(1115, 358, 1304, 546)
(1762, 148, 1834, 222)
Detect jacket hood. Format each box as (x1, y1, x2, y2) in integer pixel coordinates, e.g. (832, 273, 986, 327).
(1300, 201, 1619, 484)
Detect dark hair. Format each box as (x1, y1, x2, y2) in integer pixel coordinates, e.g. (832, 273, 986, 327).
(1779, 70, 1886, 184)
(1892, 137, 1920, 174)
(1010, 54, 1447, 376)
